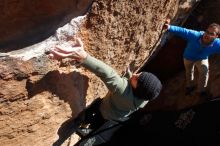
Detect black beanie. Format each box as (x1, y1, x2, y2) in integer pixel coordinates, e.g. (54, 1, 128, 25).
(133, 72, 162, 100)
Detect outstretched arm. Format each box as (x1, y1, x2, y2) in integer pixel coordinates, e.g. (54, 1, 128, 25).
(48, 38, 125, 93)
(163, 19, 201, 41)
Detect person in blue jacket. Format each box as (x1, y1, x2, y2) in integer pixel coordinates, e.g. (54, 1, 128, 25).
(163, 19, 220, 96)
(48, 38, 162, 132)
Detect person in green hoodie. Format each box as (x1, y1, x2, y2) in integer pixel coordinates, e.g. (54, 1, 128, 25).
(48, 38, 162, 131)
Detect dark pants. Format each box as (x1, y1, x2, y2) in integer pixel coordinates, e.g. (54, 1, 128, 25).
(81, 98, 107, 130)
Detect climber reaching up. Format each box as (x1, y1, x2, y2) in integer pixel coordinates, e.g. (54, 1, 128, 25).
(163, 19, 220, 97)
(48, 37, 162, 134)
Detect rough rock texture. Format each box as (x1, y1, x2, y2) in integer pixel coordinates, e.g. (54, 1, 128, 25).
(0, 0, 203, 145)
(0, 57, 88, 146)
(83, 0, 178, 71)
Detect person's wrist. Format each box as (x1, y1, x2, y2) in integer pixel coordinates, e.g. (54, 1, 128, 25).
(80, 52, 88, 62)
(74, 50, 88, 62)
(82, 51, 88, 59)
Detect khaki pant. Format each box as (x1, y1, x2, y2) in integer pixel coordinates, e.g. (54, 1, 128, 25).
(183, 58, 209, 92)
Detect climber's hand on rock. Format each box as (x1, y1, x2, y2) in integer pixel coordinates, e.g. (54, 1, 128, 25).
(163, 19, 171, 30)
(48, 38, 88, 62)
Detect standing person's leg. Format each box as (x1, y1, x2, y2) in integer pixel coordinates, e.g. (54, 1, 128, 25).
(184, 58, 196, 95)
(195, 59, 209, 94)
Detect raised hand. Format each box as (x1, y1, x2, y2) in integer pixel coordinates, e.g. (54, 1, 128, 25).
(163, 19, 171, 30)
(48, 38, 88, 62)
(55, 38, 83, 53)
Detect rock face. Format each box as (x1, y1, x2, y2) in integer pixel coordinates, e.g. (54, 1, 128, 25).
(0, 0, 203, 145)
(0, 56, 89, 146)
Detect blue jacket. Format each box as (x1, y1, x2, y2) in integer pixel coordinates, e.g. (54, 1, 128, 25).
(168, 25, 220, 61)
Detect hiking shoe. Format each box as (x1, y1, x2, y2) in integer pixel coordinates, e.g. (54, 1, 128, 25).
(76, 123, 96, 137)
(76, 127, 93, 137)
(185, 86, 196, 95)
